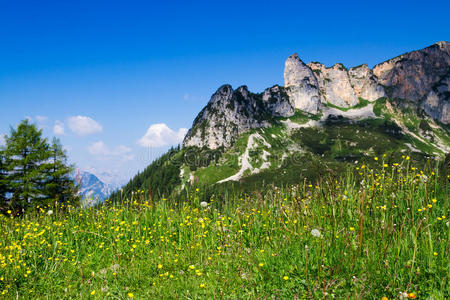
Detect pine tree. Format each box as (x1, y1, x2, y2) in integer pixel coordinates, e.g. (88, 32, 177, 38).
(0, 146, 8, 209)
(0, 120, 80, 214)
(3, 120, 52, 211)
(43, 138, 79, 207)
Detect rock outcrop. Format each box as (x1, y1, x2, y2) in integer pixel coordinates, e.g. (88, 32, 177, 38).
(421, 72, 450, 124)
(183, 84, 293, 149)
(183, 42, 449, 150)
(308, 62, 359, 107)
(373, 41, 449, 124)
(261, 85, 295, 117)
(373, 41, 450, 101)
(348, 64, 385, 101)
(306, 62, 385, 106)
(284, 53, 321, 113)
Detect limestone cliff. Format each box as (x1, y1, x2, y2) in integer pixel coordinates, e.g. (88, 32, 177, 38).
(284, 53, 321, 113)
(183, 42, 449, 150)
(373, 41, 449, 124)
(348, 64, 385, 101)
(308, 62, 359, 107)
(373, 41, 450, 101)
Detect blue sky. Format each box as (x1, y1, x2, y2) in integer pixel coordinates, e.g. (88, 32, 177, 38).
(1, 0, 449, 182)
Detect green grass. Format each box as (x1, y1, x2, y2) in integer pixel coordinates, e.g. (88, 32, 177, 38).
(371, 97, 449, 154)
(325, 98, 371, 112)
(278, 109, 321, 124)
(194, 163, 238, 184)
(0, 158, 448, 299)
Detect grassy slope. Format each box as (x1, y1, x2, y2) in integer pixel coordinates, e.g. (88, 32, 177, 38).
(110, 97, 449, 202)
(0, 160, 448, 298)
(196, 118, 437, 192)
(203, 98, 448, 190)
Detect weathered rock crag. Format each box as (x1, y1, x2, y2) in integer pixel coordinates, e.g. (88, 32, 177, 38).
(183, 42, 450, 149)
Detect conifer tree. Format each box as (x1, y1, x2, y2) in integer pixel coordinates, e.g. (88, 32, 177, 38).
(43, 138, 79, 207)
(2, 119, 79, 213)
(0, 146, 7, 209)
(3, 120, 51, 211)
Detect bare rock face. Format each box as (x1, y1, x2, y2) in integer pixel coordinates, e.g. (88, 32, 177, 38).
(374, 41, 450, 101)
(284, 53, 321, 113)
(348, 64, 385, 101)
(312, 63, 359, 107)
(261, 85, 295, 117)
(308, 62, 362, 107)
(373, 41, 449, 123)
(183, 85, 293, 149)
(183, 41, 449, 151)
(421, 72, 450, 124)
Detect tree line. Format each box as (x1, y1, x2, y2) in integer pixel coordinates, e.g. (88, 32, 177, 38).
(0, 120, 79, 215)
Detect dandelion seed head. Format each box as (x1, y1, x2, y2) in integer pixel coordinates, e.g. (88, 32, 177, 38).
(310, 229, 321, 238)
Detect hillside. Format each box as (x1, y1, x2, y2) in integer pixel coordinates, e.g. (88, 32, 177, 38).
(111, 42, 449, 202)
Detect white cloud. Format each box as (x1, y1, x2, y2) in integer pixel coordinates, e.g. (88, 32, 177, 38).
(137, 123, 188, 147)
(67, 116, 103, 136)
(88, 141, 110, 156)
(184, 93, 190, 100)
(88, 141, 134, 161)
(115, 145, 133, 154)
(35, 115, 49, 129)
(36, 115, 48, 123)
(53, 120, 65, 135)
(0, 134, 5, 146)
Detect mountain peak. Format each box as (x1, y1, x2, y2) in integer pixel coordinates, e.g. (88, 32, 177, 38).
(183, 42, 449, 151)
(435, 41, 449, 49)
(284, 53, 312, 87)
(71, 170, 119, 206)
(216, 84, 233, 94)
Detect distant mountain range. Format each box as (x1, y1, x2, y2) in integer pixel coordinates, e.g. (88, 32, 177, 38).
(111, 41, 450, 202)
(72, 170, 127, 205)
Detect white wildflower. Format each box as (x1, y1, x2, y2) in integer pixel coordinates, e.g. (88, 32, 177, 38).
(419, 174, 428, 183)
(200, 201, 208, 208)
(311, 229, 321, 238)
(47, 210, 53, 215)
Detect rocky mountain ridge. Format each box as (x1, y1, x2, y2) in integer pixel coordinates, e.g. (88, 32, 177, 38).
(182, 84, 293, 149)
(71, 171, 119, 205)
(114, 42, 450, 202)
(183, 42, 449, 150)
